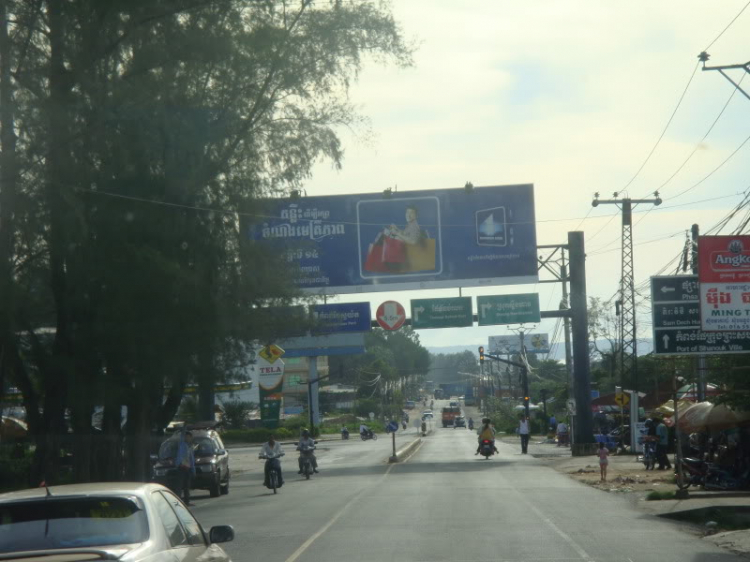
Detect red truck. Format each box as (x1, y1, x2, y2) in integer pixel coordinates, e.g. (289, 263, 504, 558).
(441, 406, 461, 428)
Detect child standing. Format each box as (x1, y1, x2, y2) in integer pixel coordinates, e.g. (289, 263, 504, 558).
(598, 442, 610, 482)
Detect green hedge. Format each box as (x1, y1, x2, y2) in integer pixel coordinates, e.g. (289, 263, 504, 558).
(222, 427, 295, 444)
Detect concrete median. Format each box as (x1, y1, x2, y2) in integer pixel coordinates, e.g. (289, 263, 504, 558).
(388, 436, 422, 463)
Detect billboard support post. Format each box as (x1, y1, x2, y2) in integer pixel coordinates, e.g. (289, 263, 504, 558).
(691, 224, 706, 402)
(569, 231, 595, 451)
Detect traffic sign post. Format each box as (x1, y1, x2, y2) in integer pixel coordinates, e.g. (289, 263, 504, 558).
(651, 275, 750, 355)
(376, 301, 406, 331)
(614, 392, 629, 407)
(410, 297, 473, 329)
(477, 293, 541, 326)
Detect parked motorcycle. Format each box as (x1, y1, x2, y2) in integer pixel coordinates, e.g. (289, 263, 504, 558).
(675, 457, 708, 490)
(703, 464, 748, 491)
(641, 439, 657, 470)
(480, 439, 494, 460)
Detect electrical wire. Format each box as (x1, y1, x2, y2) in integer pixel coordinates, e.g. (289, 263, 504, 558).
(669, 132, 750, 201)
(620, 62, 700, 192)
(703, 0, 750, 52)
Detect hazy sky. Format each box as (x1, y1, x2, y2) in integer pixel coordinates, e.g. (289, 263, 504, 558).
(303, 1, 750, 352)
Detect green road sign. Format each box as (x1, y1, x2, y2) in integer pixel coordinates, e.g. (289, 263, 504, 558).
(477, 294, 541, 326)
(410, 297, 473, 329)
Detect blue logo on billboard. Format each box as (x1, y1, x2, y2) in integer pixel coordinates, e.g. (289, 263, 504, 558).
(476, 207, 507, 246)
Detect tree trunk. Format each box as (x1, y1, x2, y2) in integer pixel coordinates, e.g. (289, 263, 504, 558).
(0, 0, 17, 403)
(35, 0, 75, 486)
(71, 402, 93, 482)
(100, 379, 123, 481)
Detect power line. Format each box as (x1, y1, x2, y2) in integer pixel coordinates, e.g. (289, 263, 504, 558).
(655, 72, 745, 196)
(703, 0, 750, 52)
(670, 132, 750, 200)
(620, 62, 700, 192)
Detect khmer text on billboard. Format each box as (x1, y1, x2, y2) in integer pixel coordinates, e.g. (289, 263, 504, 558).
(246, 184, 538, 294)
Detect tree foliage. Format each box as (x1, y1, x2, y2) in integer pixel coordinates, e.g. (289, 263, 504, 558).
(0, 0, 412, 484)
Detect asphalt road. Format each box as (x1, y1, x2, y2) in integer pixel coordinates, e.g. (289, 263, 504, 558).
(194, 407, 741, 562)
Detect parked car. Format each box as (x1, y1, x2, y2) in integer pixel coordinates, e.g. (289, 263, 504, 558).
(405, 400, 416, 410)
(454, 416, 466, 428)
(0, 482, 234, 560)
(153, 424, 230, 498)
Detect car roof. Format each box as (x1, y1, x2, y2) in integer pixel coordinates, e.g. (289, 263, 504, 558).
(166, 429, 216, 440)
(0, 482, 169, 503)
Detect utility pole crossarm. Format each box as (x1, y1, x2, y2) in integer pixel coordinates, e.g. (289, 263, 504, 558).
(699, 52, 750, 103)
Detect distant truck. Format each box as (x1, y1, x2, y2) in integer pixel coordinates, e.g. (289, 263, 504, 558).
(441, 406, 461, 428)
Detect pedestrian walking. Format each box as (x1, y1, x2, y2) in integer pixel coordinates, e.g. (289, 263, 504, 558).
(174, 430, 196, 506)
(656, 417, 672, 470)
(549, 414, 557, 434)
(598, 442, 610, 482)
(519, 415, 530, 455)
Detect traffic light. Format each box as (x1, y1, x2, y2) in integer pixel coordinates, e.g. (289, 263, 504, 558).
(478, 346, 485, 363)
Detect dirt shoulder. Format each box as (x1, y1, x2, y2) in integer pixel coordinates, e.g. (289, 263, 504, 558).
(544, 447, 750, 558)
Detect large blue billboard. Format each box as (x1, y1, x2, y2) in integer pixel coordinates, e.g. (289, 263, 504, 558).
(248, 184, 537, 294)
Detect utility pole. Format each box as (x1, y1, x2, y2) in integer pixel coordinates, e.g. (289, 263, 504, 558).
(569, 231, 595, 448)
(560, 249, 574, 398)
(699, 52, 750, 102)
(691, 223, 707, 402)
(592, 193, 662, 398)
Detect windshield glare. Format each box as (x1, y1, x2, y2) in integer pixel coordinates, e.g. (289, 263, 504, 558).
(0, 497, 148, 553)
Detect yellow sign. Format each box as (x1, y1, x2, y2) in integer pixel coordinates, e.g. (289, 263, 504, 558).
(259, 344, 285, 364)
(614, 392, 630, 407)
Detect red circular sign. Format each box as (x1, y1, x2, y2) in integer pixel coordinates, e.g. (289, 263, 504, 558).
(376, 300, 406, 331)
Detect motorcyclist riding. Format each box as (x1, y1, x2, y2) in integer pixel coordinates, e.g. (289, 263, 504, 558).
(360, 423, 373, 439)
(468, 417, 474, 430)
(297, 429, 319, 474)
(259, 434, 285, 488)
(475, 418, 499, 455)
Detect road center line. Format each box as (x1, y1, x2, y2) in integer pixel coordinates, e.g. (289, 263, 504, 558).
(283, 461, 396, 562)
(520, 497, 593, 562)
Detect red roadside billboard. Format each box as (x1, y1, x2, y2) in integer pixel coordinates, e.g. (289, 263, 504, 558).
(699, 235, 750, 332)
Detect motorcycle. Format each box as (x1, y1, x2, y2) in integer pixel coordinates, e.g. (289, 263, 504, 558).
(479, 439, 494, 460)
(641, 439, 657, 470)
(298, 444, 316, 480)
(421, 421, 427, 436)
(401, 421, 407, 431)
(259, 455, 282, 494)
(360, 430, 378, 441)
(468, 421, 474, 431)
(675, 457, 708, 490)
(704, 464, 748, 491)
(341, 428, 349, 440)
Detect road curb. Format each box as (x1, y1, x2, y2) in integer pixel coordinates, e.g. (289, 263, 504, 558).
(389, 437, 422, 463)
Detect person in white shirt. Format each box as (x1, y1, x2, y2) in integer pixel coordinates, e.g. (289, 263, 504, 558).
(518, 416, 530, 454)
(557, 421, 569, 447)
(259, 435, 285, 488)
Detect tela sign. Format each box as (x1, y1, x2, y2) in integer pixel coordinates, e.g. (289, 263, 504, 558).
(699, 236, 750, 332)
